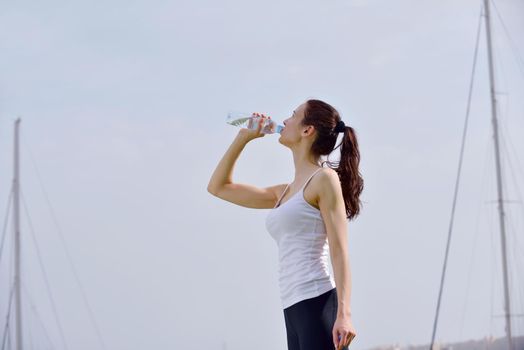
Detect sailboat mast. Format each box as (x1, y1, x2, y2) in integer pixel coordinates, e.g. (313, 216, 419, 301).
(13, 118, 23, 350)
(482, 1, 513, 349)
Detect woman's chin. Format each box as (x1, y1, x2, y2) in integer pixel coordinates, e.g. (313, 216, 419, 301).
(278, 137, 289, 148)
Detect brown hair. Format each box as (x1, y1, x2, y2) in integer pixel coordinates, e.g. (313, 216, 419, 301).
(302, 99, 364, 220)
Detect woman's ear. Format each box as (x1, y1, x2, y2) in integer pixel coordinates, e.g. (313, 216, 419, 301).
(303, 125, 315, 137)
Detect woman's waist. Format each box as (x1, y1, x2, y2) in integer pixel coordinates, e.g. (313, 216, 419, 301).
(278, 273, 334, 294)
(277, 256, 331, 279)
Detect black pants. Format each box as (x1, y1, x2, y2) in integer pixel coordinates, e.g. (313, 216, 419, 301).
(283, 288, 349, 350)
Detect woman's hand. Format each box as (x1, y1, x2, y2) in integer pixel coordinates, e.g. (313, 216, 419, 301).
(333, 315, 356, 349)
(238, 112, 271, 142)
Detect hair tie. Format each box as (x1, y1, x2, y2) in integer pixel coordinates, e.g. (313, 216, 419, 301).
(334, 120, 346, 133)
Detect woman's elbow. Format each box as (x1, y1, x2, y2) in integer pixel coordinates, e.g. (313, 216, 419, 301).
(207, 183, 218, 196)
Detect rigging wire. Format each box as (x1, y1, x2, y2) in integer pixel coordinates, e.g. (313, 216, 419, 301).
(27, 313, 31, 350)
(1, 282, 15, 350)
(20, 188, 69, 350)
(488, 201, 498, 336)
(495, 38, 524, 311)
(499, 111, 524, 253)
(0, 189, 13, 349)
(498, 96, 524, 252)
(498, 118, 524, 336)
(490, 0, 524, 80)
(0, 186, 13, 267)
(458, 137, 492, 340)
(489, 1, 524, 338)
(21, 280, 56, 350)
(506, 211, 524, 335)
(23, 140, 108, 350)
(489, 196, 496, 338)
(429, 4, 484, 348)
(2, 125, 108, 349)
(5, 329, 9, 350)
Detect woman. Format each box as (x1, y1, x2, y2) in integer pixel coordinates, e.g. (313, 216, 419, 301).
(207, 99, 363, 350)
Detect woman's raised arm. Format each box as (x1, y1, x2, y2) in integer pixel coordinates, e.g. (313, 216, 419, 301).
(207, 115, 285, 209)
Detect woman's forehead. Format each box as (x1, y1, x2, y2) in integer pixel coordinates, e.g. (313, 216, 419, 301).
(295, 103, 306, 113)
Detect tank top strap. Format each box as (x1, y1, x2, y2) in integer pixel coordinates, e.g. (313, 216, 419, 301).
(275, 183, 290, 208)
(274, 168, 323, 208)
(300, 167, 323, 191)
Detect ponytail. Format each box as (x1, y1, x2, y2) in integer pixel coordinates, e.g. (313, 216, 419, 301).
(336, 126, 363, 220)
(304, 99, 364, 220)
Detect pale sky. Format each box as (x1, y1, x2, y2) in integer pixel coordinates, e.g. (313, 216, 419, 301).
(1, 0, 524, 349)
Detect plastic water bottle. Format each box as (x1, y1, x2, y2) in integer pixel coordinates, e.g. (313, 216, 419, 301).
(226, 111, 284, 134)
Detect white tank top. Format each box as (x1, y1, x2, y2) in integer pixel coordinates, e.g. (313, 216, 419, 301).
(265, 167, 335, 309)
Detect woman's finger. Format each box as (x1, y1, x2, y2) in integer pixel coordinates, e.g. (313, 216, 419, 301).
(257, 116, 265, 130)
(341, 332, 349, 348)
(345, 333, 355, 347)
(336, 333, 346, 349)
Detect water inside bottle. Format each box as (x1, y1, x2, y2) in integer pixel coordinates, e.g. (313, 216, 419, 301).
(226, 112, 284, 134)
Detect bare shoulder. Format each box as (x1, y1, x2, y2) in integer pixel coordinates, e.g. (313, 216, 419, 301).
(318, 167, 338, 179)
(315, 167, 344, 205)
(305, 167, 339, 208)
(315, 167, 339, 188)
